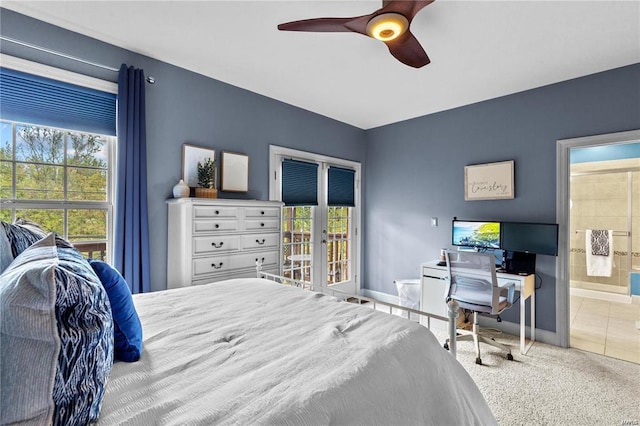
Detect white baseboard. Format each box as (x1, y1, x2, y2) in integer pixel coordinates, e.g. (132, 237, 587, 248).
(361, 288, 399, 305)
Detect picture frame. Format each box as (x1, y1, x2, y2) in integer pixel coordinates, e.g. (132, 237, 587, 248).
(464, 160, 514, 200)
(182, 143, 215, 188)
(220, 151, 249, 192)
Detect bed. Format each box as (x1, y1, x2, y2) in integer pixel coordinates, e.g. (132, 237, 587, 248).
(97, 276, 496, 425)
(1, 220, 492, 424)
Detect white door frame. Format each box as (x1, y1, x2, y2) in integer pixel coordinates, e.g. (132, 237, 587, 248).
(269, 145, 362, 293)
(555, 129, 640, 348)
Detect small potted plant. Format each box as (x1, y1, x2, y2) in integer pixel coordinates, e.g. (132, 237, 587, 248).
(195, 158, 217, 198)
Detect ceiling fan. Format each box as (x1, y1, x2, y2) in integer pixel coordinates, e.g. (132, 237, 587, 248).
(277, 1, 435, 68)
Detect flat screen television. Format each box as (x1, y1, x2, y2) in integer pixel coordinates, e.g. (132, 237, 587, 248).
(451, 220, 501, 249)
(500, 222, 559, 256)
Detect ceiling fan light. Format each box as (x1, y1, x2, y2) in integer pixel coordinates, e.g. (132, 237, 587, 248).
(366, 13, 409, 42)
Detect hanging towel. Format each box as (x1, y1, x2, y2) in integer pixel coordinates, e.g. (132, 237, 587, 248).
(591, 229, 610, 256)
(586, 229, 613, 277)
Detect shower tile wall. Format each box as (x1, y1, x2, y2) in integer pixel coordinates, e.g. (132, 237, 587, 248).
(570, 159, 639, 291)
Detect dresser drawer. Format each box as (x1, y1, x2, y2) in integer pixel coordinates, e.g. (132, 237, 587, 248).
(193, 206, 239, 219)
(241, 233, 280, 250)
(193, 235, 240, 255)
(245, 218, 280, 231)
(193, 254, 234, 276)
(245, 207, 280, 218)
(193, 220, 239, 233)
(235, 251, 279, 269)
(192, 251, 278, 278)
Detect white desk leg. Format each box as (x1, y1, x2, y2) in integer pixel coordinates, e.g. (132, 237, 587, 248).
(520, 292, 525, 354)
(531, 291, 536, 344)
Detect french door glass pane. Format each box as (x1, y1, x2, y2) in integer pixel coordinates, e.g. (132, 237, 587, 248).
(327, 206, 351, 285)
(282, 206, 313, 282)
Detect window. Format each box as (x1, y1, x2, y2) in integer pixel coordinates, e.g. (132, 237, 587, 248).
(0, 121, 114, 260)
(0, 56, 117, 261)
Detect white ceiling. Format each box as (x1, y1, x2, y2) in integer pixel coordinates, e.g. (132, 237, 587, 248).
(3, 1, 639, 129)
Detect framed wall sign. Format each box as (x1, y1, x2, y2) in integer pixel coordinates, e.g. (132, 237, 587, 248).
(464, 160, 514, 200)
(220, 151, 249, 192)
(182, 143, 215, 188)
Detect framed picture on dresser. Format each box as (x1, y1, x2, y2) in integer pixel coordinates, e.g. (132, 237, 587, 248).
(182, 143, 215, 188)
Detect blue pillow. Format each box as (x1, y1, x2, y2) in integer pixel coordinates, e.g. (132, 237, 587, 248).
(89, 260, 143, 362)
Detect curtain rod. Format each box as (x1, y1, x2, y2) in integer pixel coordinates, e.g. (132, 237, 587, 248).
(0, 35, 156, 83)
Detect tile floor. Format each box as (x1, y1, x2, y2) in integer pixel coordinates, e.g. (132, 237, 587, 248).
(570, 295, 640, 364)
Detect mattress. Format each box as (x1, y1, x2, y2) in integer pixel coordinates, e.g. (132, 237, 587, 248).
(98, 278, 495, 425)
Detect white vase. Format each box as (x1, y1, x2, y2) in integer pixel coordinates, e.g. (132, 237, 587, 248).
(173, 179, 190, 198)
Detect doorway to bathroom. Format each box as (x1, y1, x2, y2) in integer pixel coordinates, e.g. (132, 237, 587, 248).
(561, 135, 640, 363)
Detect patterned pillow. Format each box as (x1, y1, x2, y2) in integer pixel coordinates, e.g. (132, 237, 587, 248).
(0, 219, 46, 258)
(0, 224, 13, 273)
(52, 245, 114, 424)
(0, 234, 60, 424)
(0, 219, 74, 261)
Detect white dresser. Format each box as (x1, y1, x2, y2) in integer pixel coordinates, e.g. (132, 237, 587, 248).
(167, 198, 283, 289)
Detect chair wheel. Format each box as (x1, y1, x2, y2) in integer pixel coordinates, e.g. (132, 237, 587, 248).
(444, 343, 449, 350)
(507, 353, 514, 361)
(475, 357, 482, 365)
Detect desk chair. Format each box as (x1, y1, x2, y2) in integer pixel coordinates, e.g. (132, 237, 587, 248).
(443, 250, 515, 365)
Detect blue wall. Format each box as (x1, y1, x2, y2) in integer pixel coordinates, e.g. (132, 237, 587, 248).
(364, 63, 640, 332)
(0, 9, 366, 292)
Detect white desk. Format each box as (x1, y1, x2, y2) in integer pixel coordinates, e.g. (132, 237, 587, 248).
(420, 260, 536, 355)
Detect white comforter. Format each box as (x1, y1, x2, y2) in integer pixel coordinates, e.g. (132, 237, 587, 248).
(98, 278, 495, 425)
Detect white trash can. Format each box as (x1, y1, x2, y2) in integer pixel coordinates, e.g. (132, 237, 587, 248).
(394, 279, 421, 310)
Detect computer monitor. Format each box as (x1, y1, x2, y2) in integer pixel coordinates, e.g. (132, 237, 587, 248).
(451, 220, 501, 249)
(500, 222, 559, 256)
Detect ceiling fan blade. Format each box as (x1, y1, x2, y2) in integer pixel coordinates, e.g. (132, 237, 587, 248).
(385, 31, 430, 68)
(278, 17, 355, 33)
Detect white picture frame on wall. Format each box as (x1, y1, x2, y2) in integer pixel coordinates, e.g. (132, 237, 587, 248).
(220, 151, 249, 192)
(464, 160, 514, 200)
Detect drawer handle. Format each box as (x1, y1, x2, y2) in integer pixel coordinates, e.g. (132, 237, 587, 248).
(211, 262, 223, 269)
(261, 211, 265, 215)
(211, 242, 224, 248)
(260, 223, 265, 227)
(255, 257, 265, 263)
(215, 224, 220, 229)
(215, 210, 220, 215)
(256, 239, 265, 245)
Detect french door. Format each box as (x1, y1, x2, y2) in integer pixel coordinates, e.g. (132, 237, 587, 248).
(270, 146, 360, 294)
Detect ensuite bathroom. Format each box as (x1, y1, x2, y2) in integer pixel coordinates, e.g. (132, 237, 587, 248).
(569, 142, 639, 363)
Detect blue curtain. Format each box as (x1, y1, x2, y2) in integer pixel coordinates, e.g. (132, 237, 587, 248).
(114, 64, 150, 294)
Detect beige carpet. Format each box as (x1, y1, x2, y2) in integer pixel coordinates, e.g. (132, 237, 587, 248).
(431, 329, 640, 425)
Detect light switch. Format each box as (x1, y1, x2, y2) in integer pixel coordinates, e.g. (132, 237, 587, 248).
(431, 217, 438, 227)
